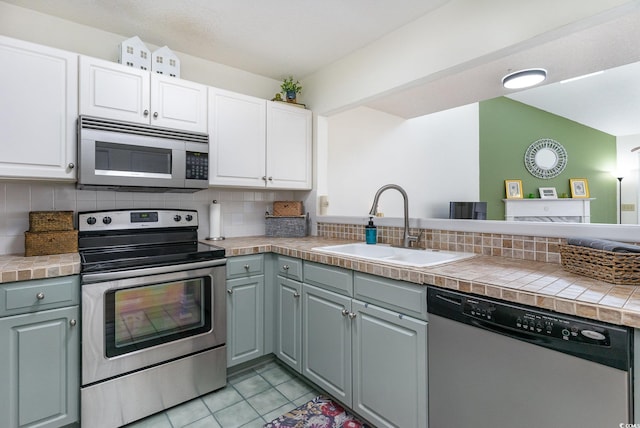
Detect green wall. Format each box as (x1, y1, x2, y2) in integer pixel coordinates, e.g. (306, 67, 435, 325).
(479, 97, 617, 223)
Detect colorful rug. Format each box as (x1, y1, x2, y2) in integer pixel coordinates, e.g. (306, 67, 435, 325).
(264, 396, 371, 428)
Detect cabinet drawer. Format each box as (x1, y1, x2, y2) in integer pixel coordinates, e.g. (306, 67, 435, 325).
(276, 256, 303, 281)
(304, 261, 353, 297)
(354, 272, 427, 320)
(0, 275, 80, 317)
(227, 254, 264, 279)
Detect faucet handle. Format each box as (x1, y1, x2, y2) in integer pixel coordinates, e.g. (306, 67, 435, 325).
(407, 231, 422, 247)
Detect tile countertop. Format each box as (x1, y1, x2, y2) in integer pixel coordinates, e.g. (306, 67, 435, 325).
(0, 252, 80, 283)
(206, 236, 640, 329)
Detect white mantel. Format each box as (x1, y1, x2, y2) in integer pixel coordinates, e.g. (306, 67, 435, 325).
(503, 198, 594, 223)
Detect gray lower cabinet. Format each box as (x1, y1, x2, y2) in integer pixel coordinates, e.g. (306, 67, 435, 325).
(226, 255, 265, 367)
(275, 256, 303, 372)
(302, 283, 352, 403)
(298, 263, 428, 428)
(0, 276, 80, 428)
(351, 300, 427, 428)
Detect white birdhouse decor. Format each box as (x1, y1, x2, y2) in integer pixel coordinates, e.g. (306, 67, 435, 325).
(118, 36, 151, 70)
(152, 46, 181, 78)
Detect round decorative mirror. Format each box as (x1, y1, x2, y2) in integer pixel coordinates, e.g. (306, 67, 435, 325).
(524, 138, 567, 179)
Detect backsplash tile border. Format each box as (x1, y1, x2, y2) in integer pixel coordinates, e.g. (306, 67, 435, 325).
(317, 222, 564, 264)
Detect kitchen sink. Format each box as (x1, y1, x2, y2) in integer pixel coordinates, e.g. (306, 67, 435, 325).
(312, 243, 476, 267)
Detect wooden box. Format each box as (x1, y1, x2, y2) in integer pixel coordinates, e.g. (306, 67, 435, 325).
(273, 201, 304, 216)
(29, 211, 74, 232)
(25, 230, 78, 257)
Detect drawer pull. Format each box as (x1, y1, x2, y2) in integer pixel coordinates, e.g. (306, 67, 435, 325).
(69, 319, 77, 327)
(282, 265, 290, 271)
(244, 264, 250, 270)
(36, 292, 45, 300)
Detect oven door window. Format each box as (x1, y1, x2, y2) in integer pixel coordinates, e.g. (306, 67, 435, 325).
(96, 141, 172, 178)
(104, 277, 211, 357)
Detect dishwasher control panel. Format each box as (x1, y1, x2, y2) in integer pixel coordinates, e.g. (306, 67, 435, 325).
(463, 297, 611, 346)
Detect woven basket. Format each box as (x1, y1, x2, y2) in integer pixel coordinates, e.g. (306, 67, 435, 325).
(25, 230, 78, 257)
(29, 211, 74, 232)
(560, 244, 640, 285)
(273, 201, 304, 216)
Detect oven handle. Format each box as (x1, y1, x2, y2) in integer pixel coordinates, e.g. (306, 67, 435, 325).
(81, 258, 227, 283)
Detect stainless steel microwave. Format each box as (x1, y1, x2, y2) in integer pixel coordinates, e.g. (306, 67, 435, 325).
(77, 116, 209, 192)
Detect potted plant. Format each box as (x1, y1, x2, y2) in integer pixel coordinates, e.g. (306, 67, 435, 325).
(281, 76, 302, 103)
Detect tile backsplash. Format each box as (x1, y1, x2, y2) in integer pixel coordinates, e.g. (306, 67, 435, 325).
(0, 180, 303, 255)
(317, 222, 564, 264)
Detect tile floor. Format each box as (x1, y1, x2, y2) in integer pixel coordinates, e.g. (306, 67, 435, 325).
(125, 360, 321, 428)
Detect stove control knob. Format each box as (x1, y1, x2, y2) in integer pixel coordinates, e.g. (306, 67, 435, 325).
(185, 214, 193, 222)
(102, 216, 112, 225)
(174, 215, 182, 222)
(86, 216, 97, 225)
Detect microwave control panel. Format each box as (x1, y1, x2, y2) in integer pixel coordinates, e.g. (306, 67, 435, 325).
(186, 151, 209, 180)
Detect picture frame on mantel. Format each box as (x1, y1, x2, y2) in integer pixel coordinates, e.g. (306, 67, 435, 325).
(505, 179, 523, 199)
(570, 178, 590, 198)
(539, 187, 558, 199)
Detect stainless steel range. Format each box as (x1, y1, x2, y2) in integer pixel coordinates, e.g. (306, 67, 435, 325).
(78, 209, 227, 428)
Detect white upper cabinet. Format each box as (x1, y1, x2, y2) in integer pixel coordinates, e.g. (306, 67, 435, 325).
(208, 87, 267, 187)
(79, 56, 207, 133)
(266, 102, 312, 190)
(208, 87, 312, 190)
(0, 36, 78, 180)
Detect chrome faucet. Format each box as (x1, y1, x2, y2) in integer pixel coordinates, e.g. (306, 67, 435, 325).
(368, 184, 419, 248)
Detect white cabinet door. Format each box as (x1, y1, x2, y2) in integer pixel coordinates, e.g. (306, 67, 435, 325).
(352, 300, 428, 428)
(150, 74, 207, 133)
(80, 56, 207, 132)
(0, 36, 77, 180)
(79, 55, 149, 124)
(266, 102, 312, 190)
(208, 87, 266, 187)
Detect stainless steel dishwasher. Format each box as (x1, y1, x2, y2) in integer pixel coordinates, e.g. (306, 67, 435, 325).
(427, 286, 633, 427)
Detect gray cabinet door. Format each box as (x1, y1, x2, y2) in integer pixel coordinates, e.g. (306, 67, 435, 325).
(226, 275, 265, 367)
(352, 300, 428, 428)
(302, 283, 352, 404)
(275, 276, 302, 372)
(0, 306, 79, 428)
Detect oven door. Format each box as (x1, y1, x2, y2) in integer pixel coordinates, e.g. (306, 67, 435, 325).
(81, 260, 226, 386)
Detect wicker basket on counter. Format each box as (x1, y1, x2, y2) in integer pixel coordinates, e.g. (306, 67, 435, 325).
(24, 210, 77, 256)
(265, 215, 308, 238)
(29, 210, 74, 232)
(559, 244, 640, 285)
(273, 201, 304, 217)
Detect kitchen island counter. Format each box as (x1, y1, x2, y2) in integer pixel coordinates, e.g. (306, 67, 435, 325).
(208, 236, 640, 329)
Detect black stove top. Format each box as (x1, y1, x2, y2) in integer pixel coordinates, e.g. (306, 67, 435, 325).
(78, 209, 225, 274)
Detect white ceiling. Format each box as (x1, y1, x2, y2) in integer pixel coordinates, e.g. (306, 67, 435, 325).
(1, 0, 449, 80)
(4, 0, 640, 136)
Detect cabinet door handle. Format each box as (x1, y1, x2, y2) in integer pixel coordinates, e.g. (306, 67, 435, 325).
(153, 111, 159, 118)
(143, 109, 149, 117)
(36, 292, 45, 300)
(262, 176, 267, 181)
(282, 265, 290, 271)
(69, 319, 77, 327)
(293, 292, 300, 298)
(341, 308, 349, 317)
(348, 312, 357, 319)
(68, 163, 75, 169)
(268, 176, 273, 181)
(244, 264, 250, 270)
(227, 289, 233, 295)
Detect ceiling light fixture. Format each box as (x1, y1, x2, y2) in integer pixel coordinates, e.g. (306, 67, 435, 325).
(502, 68, 547, 89)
